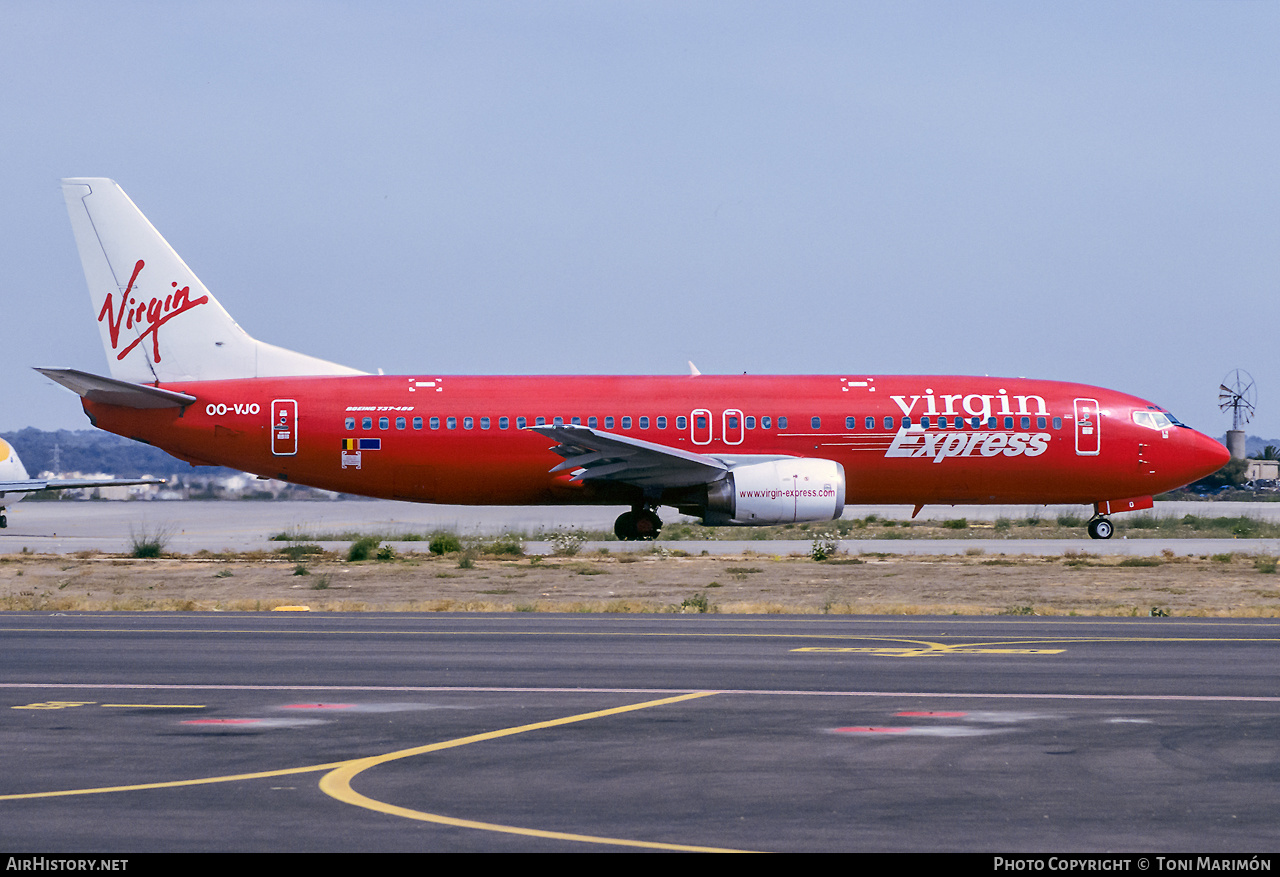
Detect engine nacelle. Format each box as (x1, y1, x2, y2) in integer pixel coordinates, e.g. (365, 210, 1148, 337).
(702, 458, 846, 525)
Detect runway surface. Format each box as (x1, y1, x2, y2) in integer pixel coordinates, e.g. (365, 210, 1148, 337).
(4, 500, 1280, 556)
(3, 613, 1279, 852)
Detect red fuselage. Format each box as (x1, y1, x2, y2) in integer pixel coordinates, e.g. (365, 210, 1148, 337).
(80, 373, 1229, 513)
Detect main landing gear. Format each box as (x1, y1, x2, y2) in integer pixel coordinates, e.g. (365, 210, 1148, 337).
(615, 506, 663, 541)
(1086, 516, 1114, 540)
(0, 508, 7, 529)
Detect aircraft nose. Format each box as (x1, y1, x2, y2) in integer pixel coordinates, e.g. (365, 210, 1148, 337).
(1181, 429, 1231, 482)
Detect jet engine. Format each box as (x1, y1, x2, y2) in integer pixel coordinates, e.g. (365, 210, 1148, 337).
(699, 458, 846, 525)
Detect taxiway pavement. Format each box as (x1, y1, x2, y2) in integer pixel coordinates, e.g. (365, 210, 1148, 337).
(2, 613, 1279, 852)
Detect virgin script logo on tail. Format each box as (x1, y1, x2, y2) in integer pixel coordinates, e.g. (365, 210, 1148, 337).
(97, 259, 209, 362)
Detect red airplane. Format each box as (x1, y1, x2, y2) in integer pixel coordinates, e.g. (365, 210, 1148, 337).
(41, 179, 1229, 540)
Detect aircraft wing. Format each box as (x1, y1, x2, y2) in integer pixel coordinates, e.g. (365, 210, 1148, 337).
(0, 476, 164, 495)
(529, 424, 729, 489)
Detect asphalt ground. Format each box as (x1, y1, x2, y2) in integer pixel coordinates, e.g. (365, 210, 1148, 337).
(2, 613, 1279, 852)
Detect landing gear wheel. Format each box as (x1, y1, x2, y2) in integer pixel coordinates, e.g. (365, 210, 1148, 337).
(633, 509, 662, 541)
(0, 513, 7, 529)
(614, 508, 663, 541)
(614, 511, 636, 541)
(1087, 517, 1113, 540)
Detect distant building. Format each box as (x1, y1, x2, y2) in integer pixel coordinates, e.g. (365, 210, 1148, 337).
(1245, 460, 1280, 481)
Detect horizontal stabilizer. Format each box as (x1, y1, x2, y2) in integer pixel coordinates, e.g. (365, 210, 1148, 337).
(35, 367, 197, 409)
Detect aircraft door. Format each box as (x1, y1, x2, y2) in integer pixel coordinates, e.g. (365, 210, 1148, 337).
(691, 409, 712, 445)
(1074, 398, 1100, 456)
(272, 399, 298, 456)
(723, 409, 744, 445)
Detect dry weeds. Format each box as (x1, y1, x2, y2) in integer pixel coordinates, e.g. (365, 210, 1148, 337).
(2, 547, 1280, 616)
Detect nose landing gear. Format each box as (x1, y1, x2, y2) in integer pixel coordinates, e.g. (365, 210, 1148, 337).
(1086, 516, 1114, 540)
(615, 506, 663, 541)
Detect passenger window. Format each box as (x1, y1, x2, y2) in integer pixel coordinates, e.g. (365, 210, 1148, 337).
(987, 417, 997, 428)
(938, 417, 948, 429)
(481, 417, 490, 430)
(762, 416, 772, 429)
(1003, 417, 1014, 429)
(1020, 416, 1030, 429)
(517, 416, 527, 429)
(972, 417, 982, 428)
(811, 416, 820, 429)
(745, 416, 755, 429)
(588, 416, 598, 428)
(657, 416, 667, 429)
(553, 417, 564, 427)
(622, 417, 632, 429)
(921, 416, 931, 428)
(901, 417, 911, 428)
(396, 417, 406, 430)
(696, 415, 707, 429)
(413, 417, 422, 429)
(639, 417, 649, 429)
(605, 416, 615, 429)
(447, 417, 457, 429)
(345, 417, 355, 430)
(884, 416, 894, 429)
(866, 416, 875, 430)
(778, 417, 788, 429)
(677, 416, 688, 430)
(571, 416, 581, 425)
(499, 417, 510, 429)
(1052, 417, 1062, 430)
(379, 417, 389, 430)
(845, 417, 856, 430)
(430, 417, 440, 429)
(1036, 416, 1046, 429)
(536, 416, 546, 426)
(362, 417, 372, 430)
(463, 417, 473, 429)
(727, 416, 738, 429)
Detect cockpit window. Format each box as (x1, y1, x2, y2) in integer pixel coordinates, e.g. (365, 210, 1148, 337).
(1133, 410, 1175, 430)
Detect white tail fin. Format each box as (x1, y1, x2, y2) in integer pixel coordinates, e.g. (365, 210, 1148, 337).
(0, 439, 31, 484)
(61, 178, 364, 384)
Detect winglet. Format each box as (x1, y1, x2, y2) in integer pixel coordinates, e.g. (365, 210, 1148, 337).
(688, 361, 701, 377)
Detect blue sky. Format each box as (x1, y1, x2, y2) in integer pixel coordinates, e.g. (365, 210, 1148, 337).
(2, 2, 1277, 437)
